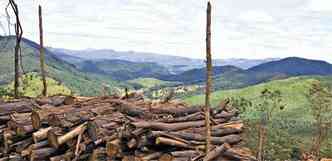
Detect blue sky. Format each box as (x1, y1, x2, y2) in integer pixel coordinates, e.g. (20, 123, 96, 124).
(0, 0, 332, 62)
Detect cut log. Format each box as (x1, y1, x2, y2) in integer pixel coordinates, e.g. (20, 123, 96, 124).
(50, 151, 74, 161)
(32, 127, 52, 143)
(159, 154, 174, 161)
(141, 152, 163, 161)
(151, 131, 241, 145)
(30, 147, 57, 161)
(36, 95, 75, 106)
(21, 140, 49, 157)
(203, 143, 230, 161)
(10, 138, 33, 153)
(223, 148, 257, 161)
(150, 105, 203, 117)
(16, 125, 34, 136)
(106, 139, 122, 158)
(48, 123, 87, 148)
(132, 119, 227, 131)
(0, 100, 36, 115)
(89, 148, 107, 161)
(171, 150, 201, 158)
(127, 138, 138, 149)
(156, 137, 192, 149)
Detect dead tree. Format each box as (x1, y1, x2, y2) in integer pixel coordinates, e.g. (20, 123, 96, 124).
(205, 0, 212, 154)
(8, 0, 23, 98)
(39, 5, 47, 96)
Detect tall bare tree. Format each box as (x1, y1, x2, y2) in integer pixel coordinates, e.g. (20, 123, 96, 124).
(9, 0, 23, 98)
(205, 0, 212, 153)
(39, 5, 47, 96)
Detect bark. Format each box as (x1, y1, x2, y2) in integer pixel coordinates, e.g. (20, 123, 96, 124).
(36, 96, 76, 107)
(9, 0, 23, 98)
(224, 148, 257, 161)
(32, 127, 52, 143)
(155, 137, 193, 149)
(38, 5, 47, 97)
(170, 150, 201, 158)
(0, 101, 35, 115)
(132, 119, 227, 131)
(30, 147, 57, 161)
(152, 131, 241, 145)
(106, 139, 122, 158)
(158, 154, 174, 161)
(48, 123, 87, 148)
(205, 1, 213, 153)
(203, 143, 230, 161)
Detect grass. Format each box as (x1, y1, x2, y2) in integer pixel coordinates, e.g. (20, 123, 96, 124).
(185, 76, 332, 158)
(2, 73, 71, 98)
(128, 78, 178, 88)
(185, 76, 318, 120)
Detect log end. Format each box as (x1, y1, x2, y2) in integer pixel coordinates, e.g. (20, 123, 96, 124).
(31, 110, 41, 130)
(106, 140, 121, 158)
(47, 129, 60, 149)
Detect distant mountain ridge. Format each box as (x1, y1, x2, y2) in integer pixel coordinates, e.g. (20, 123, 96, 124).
(76, 59, 171, 81)
(50, 48, 279, 73)
(0, 36, 128, 96)
(247, 57, 332, 75)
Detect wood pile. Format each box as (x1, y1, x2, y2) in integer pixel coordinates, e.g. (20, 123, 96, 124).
(0, 94, 256, 161)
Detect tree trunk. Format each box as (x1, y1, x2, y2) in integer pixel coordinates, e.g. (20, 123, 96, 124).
(205, 1, 212, 154)
(38, 5, 47, 97)
(9, 0, 23, 99)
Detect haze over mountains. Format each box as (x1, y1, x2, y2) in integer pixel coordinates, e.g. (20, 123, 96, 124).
(50, 48, 279, 73)
(1, 36, 332, 96)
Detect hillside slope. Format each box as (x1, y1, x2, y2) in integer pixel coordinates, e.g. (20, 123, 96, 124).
(0, 36, 127, 96)
(75, 59, 171, 81)
(185, 76, 332, 120)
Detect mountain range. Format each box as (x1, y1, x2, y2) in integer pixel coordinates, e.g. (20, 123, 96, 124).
(50, 48, 279, 74)
(1, 36, 332, 96)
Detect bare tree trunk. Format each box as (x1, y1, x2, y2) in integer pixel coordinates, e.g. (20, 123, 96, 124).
(9, 0, 23, 99)
(257, 124, 266, 161)
(205, 1, 212, 154)
(39, 5, 47, 96)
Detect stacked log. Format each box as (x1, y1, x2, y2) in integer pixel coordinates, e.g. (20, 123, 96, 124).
(0, 95, 256, 161)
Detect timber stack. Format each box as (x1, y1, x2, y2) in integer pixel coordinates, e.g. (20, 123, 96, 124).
(0, 94, 256, 161)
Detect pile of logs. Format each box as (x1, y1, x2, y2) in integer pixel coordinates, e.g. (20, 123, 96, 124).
(0, 94, 256, 161)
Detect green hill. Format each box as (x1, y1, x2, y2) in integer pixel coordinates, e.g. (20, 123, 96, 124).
(0, 36, 128, 96)
(127, 78, 178, 89)
(1, 73, 71, 98)
(185, 76, 326, 119)
(76, 59, 171, 81)
(185, 76, 332, 158)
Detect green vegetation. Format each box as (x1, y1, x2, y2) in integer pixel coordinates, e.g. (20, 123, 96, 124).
(185, 76, 332, 159)
(1, 73, 71, 98)
(0, 36, 129, 96)
(76, 59, 171, 81)
(128, 78, 177, 89)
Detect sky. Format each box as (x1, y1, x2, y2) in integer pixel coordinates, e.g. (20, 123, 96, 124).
(0, 0, 332, 62)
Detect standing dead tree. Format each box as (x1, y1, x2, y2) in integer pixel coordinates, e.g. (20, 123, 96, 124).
(205, 0, 212, 154)
(39, 5, 47, 96)
(8, 0, 23, 98)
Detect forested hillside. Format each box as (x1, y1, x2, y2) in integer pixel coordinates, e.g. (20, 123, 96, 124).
(0, 36, 128, 96)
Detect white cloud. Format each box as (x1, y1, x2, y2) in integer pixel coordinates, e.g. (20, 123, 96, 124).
(0, 0, 331, 63)
(238, 11, 274, 22)
(307, 0, 332, 12)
